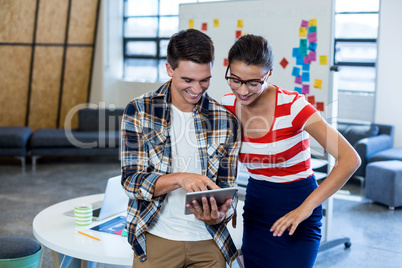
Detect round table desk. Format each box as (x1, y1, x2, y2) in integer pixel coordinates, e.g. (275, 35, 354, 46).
(33, 194, 133, 267)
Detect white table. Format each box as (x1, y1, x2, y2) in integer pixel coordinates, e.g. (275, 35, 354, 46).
(33, 194, 133, 267)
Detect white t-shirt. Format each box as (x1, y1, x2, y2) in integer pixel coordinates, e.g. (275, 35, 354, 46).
(147, 105, 211, 241)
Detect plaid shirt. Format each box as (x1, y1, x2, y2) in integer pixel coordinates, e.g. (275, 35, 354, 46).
(121, 81, 241, 266)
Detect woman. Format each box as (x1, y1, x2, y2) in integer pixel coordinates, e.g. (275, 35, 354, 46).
(222, 34, 361, 267)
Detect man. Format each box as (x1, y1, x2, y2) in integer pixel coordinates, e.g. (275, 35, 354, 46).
(121, 29, 241, 267)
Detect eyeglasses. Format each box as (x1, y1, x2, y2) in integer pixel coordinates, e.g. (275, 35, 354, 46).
(225, 66, 268, 91)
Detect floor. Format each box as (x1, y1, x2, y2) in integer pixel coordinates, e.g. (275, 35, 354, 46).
(1, 157, 402, 268)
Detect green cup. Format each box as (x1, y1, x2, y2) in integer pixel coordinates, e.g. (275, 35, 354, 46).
(74, 204, 93, 226)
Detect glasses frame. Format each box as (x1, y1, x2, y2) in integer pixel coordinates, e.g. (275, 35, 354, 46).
(224, 66, 268, 90)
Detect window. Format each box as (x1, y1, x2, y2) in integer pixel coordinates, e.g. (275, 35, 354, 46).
(334, 0, 380, 93)
(123, 0, 225, 82)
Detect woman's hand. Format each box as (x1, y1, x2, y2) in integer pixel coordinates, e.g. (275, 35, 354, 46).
(270, 204, 314, 237)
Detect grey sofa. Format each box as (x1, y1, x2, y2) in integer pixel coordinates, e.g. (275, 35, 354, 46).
(338, 121, 394, 177)
(313, 121, 394, 178)
(0, 127, 33, 171)
(30, 107, 124, 170)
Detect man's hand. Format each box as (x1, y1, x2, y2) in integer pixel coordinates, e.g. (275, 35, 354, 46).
(178, 173, 220, 192)
(187, 197, 231, 225)
(154, 173, 219, 197)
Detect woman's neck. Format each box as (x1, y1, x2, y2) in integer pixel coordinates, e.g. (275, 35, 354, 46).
(242, 84, 276, 113)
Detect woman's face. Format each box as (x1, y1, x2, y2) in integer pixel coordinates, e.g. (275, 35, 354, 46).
(227, 61, 271, 106)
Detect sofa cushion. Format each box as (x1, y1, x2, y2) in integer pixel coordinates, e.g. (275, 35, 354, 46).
(0, 127, 32, 148)
(0, 148, 28, 157)
(78, 108, 124, 132)
(368, 147, 402, 163)
(31, 129, 75, 148)
(31, 129, 120, 148)
(32, 147, 120, 157)
(338, 124, 379, 147)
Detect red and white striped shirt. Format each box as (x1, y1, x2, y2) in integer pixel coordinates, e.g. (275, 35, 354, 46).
(222, 86, 318, 183)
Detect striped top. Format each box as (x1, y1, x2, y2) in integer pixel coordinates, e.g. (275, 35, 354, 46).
(222, 86, 317, 183)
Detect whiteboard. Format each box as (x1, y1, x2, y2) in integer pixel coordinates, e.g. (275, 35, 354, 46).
(179, 0, 335, 115)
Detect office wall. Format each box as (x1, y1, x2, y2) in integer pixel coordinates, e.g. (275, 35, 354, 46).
(90, 0, 162, 109)
(0, 0, 100, 130)
(375, 0, 402, 147)
(93, 0, 400, 146)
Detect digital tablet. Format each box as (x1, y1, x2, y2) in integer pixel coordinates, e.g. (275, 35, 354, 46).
(185, 187, 238, 215)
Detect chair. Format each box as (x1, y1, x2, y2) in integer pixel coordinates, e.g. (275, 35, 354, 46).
(365, 160, 402, 210)
(0, 236, 42, 268)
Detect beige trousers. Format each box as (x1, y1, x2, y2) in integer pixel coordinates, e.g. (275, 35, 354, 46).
(133, 232, 226, 268)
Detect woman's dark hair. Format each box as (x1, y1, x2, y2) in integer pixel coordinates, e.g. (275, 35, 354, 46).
(228, 34, 274, 72)
(167, 29, 214, 70)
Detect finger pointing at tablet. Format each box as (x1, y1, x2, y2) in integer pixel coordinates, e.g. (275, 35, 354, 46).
(178, 173, 220, 192)
(153, 172, 219, 197)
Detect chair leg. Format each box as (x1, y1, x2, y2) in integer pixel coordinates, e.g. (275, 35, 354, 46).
(32, 156, 40, 172)
(15, 156, 26, 173)
(353, 175, 365, 196)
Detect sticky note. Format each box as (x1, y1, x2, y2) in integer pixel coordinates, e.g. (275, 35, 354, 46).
(314, 79, 323, 89)
(302, 84, 310, 94)
(301, 72, 310, 82)
(309, 51, 317, 61)
(292, 67, 301, 77)
(223, 58, 229, 67)
(201, 22, 207, 31)
(188, 19, 194, 29)
(316, 102, 324, 111)
(300, 47, 308, 57)
(308, 26, 317, 33)
(319, 55, 328, 65)
(294, 87, 302, 94)
(307, 95, 316, 105)
(308, 42, 317, 52)
(300, 39, 308, 48)
(237, 19, 244, 28)
(308, 32, 317, 43)
(301, 20, 309, 28)
(304, 56, 311, 64)
(236, 30, 242, 39)
(213, 19, 219, 27)
(292, 48, 300, 57)
(299, 27, 307, 37)
(280, 57, 289, 69)
(296, 56, 304, 65)
(302, 63, 310, 71)
(295, 76, 302, 84)
(309, 18, 317, 26)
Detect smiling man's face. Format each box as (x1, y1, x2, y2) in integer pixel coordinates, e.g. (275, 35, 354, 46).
(166, 60, 212, 112)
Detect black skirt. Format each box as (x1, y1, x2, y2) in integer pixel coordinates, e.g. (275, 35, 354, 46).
(242, 175, 323, 268)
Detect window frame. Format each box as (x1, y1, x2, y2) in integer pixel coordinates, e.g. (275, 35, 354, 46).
(334, 10, 379, 93)
(122, 1, 174, 81)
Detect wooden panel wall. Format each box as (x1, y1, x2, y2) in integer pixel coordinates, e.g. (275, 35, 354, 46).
(36, 0, 69, 44)
(29, 46, 64, 129)
(0, 0, 100, 130)
(59, 47, 93, 128)
(0, 46, 32, 125)
(0, 0, 36, 43)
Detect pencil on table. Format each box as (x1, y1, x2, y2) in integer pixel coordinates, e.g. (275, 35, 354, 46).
(78, 231, 100, 241)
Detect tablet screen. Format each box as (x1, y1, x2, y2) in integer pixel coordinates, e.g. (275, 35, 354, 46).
(184, 187, 237, 215)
